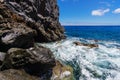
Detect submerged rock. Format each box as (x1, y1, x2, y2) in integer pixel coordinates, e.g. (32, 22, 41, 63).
(0, 69, 40, 80)
(87, 44, 98, 48)
(73, 41, 98, 48)
(73, 42, 83, 46)
(51, 61, 75, 80)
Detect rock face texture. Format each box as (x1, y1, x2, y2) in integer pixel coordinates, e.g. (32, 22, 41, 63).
(0, 0, 72, 80)
(0, 3, 36, 51)
(6, 0, 65, 42)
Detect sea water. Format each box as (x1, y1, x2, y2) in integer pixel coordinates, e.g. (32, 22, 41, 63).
(40, 26, 120, 80)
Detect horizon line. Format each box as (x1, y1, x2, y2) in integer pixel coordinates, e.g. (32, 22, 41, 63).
(61, 24, 120, 26)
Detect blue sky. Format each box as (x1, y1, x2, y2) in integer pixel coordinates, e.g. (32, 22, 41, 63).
(58, 0, 120, 25)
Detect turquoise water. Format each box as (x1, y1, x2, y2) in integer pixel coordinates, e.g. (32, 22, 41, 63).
(41, 26, 120, 80)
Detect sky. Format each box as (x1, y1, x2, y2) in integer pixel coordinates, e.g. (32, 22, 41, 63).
(58, 0, 120, 25)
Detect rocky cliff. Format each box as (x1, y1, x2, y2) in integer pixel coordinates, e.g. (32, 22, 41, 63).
(3, 0, 65, 42)
(0, 0, 65, 50)
(0, 0, 74, 80)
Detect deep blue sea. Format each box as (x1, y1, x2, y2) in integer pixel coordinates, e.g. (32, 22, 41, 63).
(65, 26, 120, 43)
(41, 26, 120, 80)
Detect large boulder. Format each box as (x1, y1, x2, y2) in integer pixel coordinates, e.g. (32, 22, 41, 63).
(0, 69, 40, 80)
(5, 0, 65, 42)
(1, 46, 55, 74)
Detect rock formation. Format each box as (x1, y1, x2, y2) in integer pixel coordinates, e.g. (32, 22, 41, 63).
(6, 0, 65, 42)
(0, 0, 74, 80)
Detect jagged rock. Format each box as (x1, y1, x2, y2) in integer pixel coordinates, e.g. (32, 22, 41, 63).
(0, 4, 36, 52)
(51, 61, 74, 80)
(0, 24, 36, 51)
(0, 69, 40, 80)
(1, 46, 55, 74)
(5, 0, 65, 42)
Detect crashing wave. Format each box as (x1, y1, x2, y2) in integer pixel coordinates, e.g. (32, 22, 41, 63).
(39, 37, 120, 80)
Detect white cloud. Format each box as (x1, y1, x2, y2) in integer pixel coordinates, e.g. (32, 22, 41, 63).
(91, 9, 110, 16)
(113, 8, 120, 14)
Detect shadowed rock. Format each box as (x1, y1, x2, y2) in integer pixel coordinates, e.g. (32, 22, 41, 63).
(1, 46, 55, 73)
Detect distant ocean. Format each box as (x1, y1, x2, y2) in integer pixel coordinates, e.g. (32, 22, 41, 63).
(41, 26, 120, 80)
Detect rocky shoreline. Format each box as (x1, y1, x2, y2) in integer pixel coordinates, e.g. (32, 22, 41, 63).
(0, 0, 73, 80)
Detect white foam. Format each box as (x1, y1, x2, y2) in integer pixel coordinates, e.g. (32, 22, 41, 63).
(39, 37, 120, 80)
(60, 71, 71, 79)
